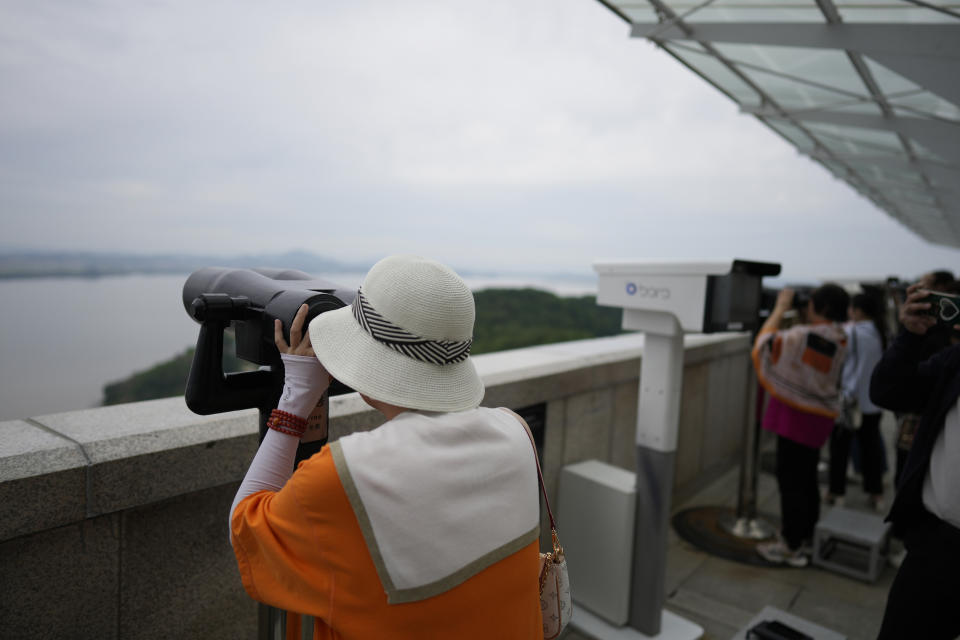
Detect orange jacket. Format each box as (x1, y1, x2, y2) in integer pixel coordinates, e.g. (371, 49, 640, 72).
(231, 445, 543, 639)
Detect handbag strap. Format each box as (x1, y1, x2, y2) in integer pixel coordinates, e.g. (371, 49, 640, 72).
(500, 408, 556, 530)
(849, 322, 859, 370)
(841, 323, 859, 398)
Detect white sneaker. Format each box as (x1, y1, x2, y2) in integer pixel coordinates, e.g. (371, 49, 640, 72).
(757, 539, 809, 568)
(823, 492, 845, 507)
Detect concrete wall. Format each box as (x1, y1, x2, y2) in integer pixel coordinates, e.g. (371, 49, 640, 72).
(0, 332, 751, 640)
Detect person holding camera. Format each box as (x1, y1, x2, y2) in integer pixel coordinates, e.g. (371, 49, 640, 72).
(825, 293, 888, 511)
(872, 283, 960, 640)
(753, 284, 850, 567)
(227, 255, 543, 638)
(891, 271, 957, 489)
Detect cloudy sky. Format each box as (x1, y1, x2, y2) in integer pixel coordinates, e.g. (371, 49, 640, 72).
(1, 0, 958, 282)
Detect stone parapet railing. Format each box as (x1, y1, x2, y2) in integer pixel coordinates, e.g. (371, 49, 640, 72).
(0, 332, 752, 640)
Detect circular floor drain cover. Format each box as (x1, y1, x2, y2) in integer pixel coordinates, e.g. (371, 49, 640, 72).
(671, 506, 783, 567)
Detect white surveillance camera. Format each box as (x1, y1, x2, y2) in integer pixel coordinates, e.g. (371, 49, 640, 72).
(594, 259, 781, 335)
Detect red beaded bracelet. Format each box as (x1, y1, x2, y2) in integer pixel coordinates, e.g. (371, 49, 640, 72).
(267, 409, 308, 437)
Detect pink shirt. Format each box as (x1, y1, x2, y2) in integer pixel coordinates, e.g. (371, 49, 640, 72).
(762, 395, 834, 449)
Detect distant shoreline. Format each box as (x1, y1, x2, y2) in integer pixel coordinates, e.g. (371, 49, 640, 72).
(0, 249, 366, 282)
(0, 268, 193, 280)
(0, 250, 596, 288)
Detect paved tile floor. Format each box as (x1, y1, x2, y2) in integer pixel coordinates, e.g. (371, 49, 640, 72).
(562, 417, 901, 640)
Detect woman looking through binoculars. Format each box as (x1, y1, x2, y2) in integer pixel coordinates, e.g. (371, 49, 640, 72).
(226, 255, 544, 639)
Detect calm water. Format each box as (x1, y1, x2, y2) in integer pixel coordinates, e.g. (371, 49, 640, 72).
(0, 272, 594, 422)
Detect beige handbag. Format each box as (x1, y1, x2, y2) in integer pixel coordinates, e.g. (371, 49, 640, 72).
(538, 527, 571, 639)
(519, 417, 572, 639)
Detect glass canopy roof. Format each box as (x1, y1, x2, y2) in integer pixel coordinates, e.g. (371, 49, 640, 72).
(595, 0, 960, 247)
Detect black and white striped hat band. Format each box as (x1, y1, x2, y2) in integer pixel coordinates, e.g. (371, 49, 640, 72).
(352, 289, 473, 365)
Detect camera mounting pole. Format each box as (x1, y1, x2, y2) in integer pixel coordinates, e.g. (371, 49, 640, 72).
(584, 259, 780, 640)
(183, 267, 357, 640)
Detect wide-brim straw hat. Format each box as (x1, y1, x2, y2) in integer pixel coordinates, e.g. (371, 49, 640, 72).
(309, 255, 484, 412)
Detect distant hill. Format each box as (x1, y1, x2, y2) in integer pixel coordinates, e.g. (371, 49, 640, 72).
(101, 332, 255, 406)
(101, 288, 623, 404)
(471, 288, 621, 354)
(0, 249, 368, 279)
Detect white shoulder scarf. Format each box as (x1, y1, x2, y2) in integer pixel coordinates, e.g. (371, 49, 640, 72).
(328, 407, 540, 604)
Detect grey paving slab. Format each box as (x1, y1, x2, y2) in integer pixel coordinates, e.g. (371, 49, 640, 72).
(667, 587, 755, 631)
(678, 555, 802, 613)
(790, 586, 884, 640)
(661, 605, 739, 640)
(665, 538, 709, 596)
(788, 563, 894, 610)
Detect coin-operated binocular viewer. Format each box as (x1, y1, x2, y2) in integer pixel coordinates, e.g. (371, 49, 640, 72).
(182, 267, 356, 462)
(590, 259, 780, 639)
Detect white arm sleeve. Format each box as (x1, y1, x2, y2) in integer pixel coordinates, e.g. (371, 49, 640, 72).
(228, 353, 330, 541)
(276, 353, 329, 419)
(229, 428, 299, 543)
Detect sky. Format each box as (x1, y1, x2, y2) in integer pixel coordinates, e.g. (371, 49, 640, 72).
(1, 0, 959, 283)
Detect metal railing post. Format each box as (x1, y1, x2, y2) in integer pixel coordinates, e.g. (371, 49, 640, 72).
(719, 369, 774, 539)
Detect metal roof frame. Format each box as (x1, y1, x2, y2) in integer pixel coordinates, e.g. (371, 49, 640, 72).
(595, 0, 960, 247)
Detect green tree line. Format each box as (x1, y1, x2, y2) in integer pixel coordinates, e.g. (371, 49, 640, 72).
(102, 289, 622, 405)
(101, 332, 254, 406)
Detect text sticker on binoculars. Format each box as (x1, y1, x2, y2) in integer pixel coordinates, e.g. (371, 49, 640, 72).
(302, 390, 329, 443)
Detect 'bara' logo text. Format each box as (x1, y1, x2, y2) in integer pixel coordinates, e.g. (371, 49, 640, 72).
(625, 282, 671, 299)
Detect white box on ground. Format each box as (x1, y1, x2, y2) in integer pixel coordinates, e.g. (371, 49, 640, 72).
(731, 605, 845, 640)
(813, 506, 891, 582)
(558, 459, 637, 626)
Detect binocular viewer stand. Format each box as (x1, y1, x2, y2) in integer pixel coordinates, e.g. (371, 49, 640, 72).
(564, 321, 703, 640)
(182, 267, 359, 640)
(584, 259, 780, 639)
(182, 267, 355, 453)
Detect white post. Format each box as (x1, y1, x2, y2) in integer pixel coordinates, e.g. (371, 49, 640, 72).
(629, 323, 684, 636)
